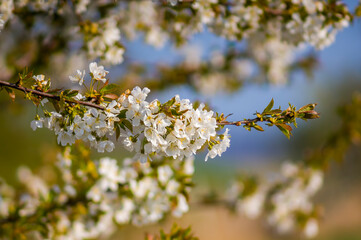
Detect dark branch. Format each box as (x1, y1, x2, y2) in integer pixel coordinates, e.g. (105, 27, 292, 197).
(0, 80, 105, 110)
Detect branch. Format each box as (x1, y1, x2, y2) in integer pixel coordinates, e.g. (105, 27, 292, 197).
(217, 118, 259, 126)
(216, 99, 320, 138)
(0, 80, 105, 110)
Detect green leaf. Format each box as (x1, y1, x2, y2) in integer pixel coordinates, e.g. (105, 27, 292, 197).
(117, 109, 127, 119)
(103, 93, 118, 100)
(298, 103, 316, 112)
(276, 123, 292, 139)
(100, 84, 118, 94)
(66, 90, 79, 98)
(268, 109, 282, 114)
(122, 120, 133, 132)
(115, 123, 121, 140)
(253, 124, 264, 131)
(355, 5, 361, 17)
(4, 87, 15, 101)
(298, 110, 320, 120)
(262, 98, 274, 114)
(49, 99, 60, 112)
(164, 97, 176, 107)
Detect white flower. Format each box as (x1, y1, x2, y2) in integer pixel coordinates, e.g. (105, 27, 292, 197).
(166, 179, 180, 196)
(74, 93, 85, 100)
(148, 99, 160, 113)
(64, 185, 76, 197)
(118, 167, 138, 184)
(157, 165, 173, 184)
(33, 74, 48, 87)
(98, 157, 120, 191)
(89, 62, 109, 83)
(0, 15, 4, 32)
(303, 218, 318, 238)
(102, 24, 121, 46)
(172, 194, 189, 217)
(281, 162, 299, 178)
(305, 170, 323, 195)
(105, 100, 120, 118)
(205, 128, 230, 161)
(30, 119, 43, 131)
(105, 46, 124, 65)
(97, 140, 115, 153)
(145, 27, 168, 48)
(236, 189, 265, 219)
(69, 70, 85, 85)
(302, 0, 316, 14)
(180, 157, 193, 176)
(129, 86, 150, 105)
(115, 198, 135, 224)
(88, 36, 106, 58)
(40, 98, 48, 106)
(130, 177, 157, 198)
(75, 0, 90, 14)
(57, 129, 75, 147)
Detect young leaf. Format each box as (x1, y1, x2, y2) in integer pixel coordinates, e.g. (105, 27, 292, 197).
(104, 93, 118, 100)
(100, 84, 118, 94)
(4, 87, 15, 101)
(253, 124, 264, 132)
(49, 98, 60, 112)
(122, 119, 133, 132)
(118, 109, 127, 119)
(262, 98, 274, 114)
(115, 123, 121, 140)
(276, 123, 292, 139)
(298, 103, 316, 112)
(66, 90, 79, 98)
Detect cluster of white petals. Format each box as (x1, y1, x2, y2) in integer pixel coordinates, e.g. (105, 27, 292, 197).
(0, 14, 4, 32)
(86, 156, 193, 227)
(248, 34, 296, 84)
(119, 2, 169, 48)
(181, 47, 254, 95)
(0, 149, 195, 239)
(31, 62, 230, 162)
(228, 161, 324, 238)
(115, 0, 350, 51)
(267, 162, 323, 238)
(85, 17, 125, 65)
(53, 151, 194, 239)
(0, 0, 14, 30)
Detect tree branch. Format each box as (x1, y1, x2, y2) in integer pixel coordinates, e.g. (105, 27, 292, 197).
(217, 118, 259, 126)
(0, 80, 317, 133)
(0, 80, 105, 110)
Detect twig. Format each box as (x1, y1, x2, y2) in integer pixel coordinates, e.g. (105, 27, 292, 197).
(0, 80, 271, 127)
(0, 80, 105, 110)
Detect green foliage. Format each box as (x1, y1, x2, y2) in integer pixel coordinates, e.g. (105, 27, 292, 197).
(145, 224, 198, 240)
(217, 99, 320, 139)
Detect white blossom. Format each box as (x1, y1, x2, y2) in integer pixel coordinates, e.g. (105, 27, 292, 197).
(69, 70, 86, 85)
(89, 62, 109, 83)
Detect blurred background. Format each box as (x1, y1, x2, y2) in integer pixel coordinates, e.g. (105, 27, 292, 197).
(1, 1, 361, 239)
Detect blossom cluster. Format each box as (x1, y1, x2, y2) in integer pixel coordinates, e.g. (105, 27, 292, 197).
(248, 34, 297, 84)
(0, 0, 13, 32)
(0, 0, 355, 96)
(0, 147, 195, 239)
(1, 1, 354, 62)
(80, 17, 125, 65)
(115, 0, 351, 50)
(228, 161, 324, 238)
(30, 62, 231, 162)
(119, 1, 169, 48)
(86, 155, 194, 228)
